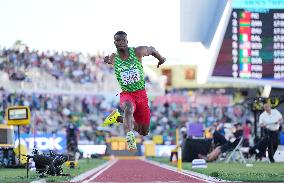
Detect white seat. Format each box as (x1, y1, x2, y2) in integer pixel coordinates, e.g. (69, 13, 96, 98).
(225, 137, 247, 163)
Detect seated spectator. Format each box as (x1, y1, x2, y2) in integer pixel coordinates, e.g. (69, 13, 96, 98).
(198, 137, 241, 162)
(243, 120, 252, 147)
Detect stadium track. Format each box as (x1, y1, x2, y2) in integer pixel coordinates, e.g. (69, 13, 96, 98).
(72, 159, 283, 183)
(73, 159, 216, 183)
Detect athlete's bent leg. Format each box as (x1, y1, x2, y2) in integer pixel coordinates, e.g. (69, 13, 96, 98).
(134, 122, 141, 134)
(121, 101, 134, 132)
(121, 100, 137, 152)
(132, 101, 150, 136)
(136, 123, 149, 136)
(117, 115, 123, 123)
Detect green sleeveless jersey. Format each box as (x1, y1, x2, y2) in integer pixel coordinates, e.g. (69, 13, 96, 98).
(114, 47, 145, 92)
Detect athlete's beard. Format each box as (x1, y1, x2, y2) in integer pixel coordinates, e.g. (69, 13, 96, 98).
(117, 47, 128, 53)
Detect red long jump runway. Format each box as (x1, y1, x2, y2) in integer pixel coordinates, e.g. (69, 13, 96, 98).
(84, 159, 211, 183)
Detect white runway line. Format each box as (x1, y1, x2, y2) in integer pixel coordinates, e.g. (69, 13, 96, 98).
(143, 159, 226, 183)
(70, 159, 117, 183)
(81, 159, 118, 183)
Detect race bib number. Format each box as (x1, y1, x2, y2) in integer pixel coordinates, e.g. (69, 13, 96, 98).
(121, 69, 141, 85)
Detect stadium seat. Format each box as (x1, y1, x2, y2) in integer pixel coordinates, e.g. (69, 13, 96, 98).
(224, 137, 247, 164)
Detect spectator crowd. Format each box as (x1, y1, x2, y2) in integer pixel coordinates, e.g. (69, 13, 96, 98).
(0, 87, 256, 146)
(0, 46, 112, 84)
(0, 46, 258, 147)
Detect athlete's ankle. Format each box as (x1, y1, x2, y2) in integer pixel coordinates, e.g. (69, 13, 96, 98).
(117, 116, 123, 123)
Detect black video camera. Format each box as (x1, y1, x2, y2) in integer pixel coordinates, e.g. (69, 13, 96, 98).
(23, 148, 69, 178)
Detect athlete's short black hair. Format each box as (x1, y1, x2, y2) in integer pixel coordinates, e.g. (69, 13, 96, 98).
(114, 31, 127, 37)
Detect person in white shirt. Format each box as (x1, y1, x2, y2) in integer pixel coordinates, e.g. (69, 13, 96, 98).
(259, 102, 283, 163)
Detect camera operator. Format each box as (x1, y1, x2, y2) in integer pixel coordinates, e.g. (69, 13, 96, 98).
(259, 102, 283, 163)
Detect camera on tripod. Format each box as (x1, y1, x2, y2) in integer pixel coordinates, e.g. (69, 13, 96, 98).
(23, 148, 69, 178)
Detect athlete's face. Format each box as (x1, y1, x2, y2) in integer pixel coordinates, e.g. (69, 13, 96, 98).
(114, 35, 128, 51)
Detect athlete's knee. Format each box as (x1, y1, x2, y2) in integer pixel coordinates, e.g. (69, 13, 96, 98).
(134, 123, 139, 132)
(123, 101, 133, 113)
(140, 131, 148, 136)
(140, 129, 149, 136)
(134, 125, 139, 132)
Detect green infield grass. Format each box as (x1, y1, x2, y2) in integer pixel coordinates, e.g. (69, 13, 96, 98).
(150, 157, 284, 182)
(0, 158, 107, 183)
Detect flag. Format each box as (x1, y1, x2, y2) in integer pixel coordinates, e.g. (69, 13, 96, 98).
(239, 49, 251, 57)
(239, 11, 251, 26)
(239, 63, 251, 72)
(239, 57, 251, 64)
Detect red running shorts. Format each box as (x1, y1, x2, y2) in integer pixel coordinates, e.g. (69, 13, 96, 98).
(120, 89, 151, 126)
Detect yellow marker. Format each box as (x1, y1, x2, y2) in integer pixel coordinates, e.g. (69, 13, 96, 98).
(65, 161, 78, 168)
(177, 146, 182, 171)
(13, 144, 28, 164)
(176, 129, 182, 171)
(6, 106, 31, 126)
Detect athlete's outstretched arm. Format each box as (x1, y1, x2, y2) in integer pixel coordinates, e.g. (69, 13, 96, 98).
(104, 53, 115, 65)
(136, 46, 166, 68)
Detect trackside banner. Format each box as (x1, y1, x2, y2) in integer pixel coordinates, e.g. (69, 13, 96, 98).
(15, 133, 67, 153)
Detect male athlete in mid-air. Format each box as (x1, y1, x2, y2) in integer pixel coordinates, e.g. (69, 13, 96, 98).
(102, 31, 166, 152)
